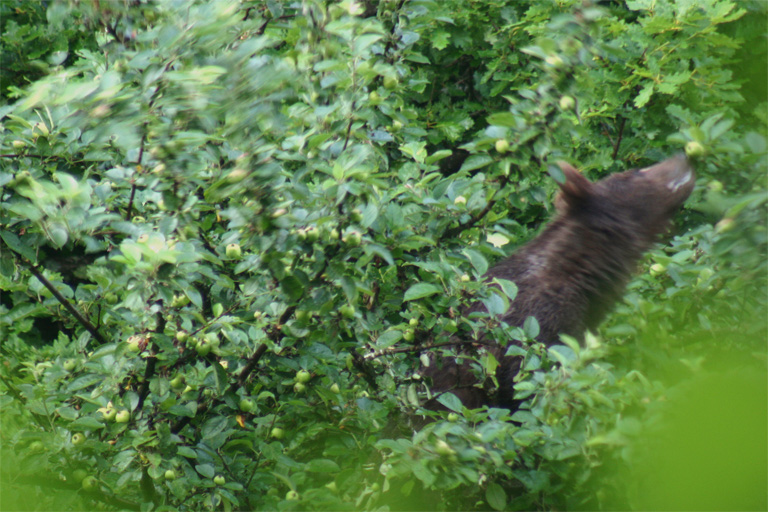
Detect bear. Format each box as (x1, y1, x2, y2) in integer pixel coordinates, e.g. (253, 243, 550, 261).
(424, 154, 695, 410)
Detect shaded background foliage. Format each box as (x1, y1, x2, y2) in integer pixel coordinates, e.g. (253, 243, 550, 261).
(0, 0, 765, 511)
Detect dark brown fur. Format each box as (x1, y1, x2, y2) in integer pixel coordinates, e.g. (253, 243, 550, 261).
(425, 155, 695, 410)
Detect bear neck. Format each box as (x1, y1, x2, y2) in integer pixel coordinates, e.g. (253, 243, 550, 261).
(513, 211, 657, 340)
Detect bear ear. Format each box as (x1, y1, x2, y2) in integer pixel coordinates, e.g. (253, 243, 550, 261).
(554, 161, 593, 211)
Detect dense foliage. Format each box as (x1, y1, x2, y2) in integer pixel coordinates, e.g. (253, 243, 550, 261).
(1, 0, 765, 510)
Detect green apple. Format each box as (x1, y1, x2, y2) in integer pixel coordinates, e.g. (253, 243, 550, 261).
(170, 375, 185, 390)
(330, 383, 340, 394)
(685, 141, 707, 158)
(63, 359, 77, 371)
(559, 95, 576, 110)
(351, 208, 363, 223)
(383, 75, 398, 90)
(82, 476, 98, 490)
(175, 330, 189, 343)
(239, 398, 256, 412)
(225, 243, 242, 259)
(447, 413, 459, 422)
(126, 336, 142, 353)
(213, 475, 226, 486)
(72, 469, 88, 483)
(305, 227, 319, 243)
(403, 329, 415, 342)
(453, 195, 467, 206)
(408, 317, 419, 327)
(343, 230, 362, 247)
(707, 180, 724, 192)
(270, 427, 285, 440)
(650, 263, 666, 277)
(294, 382, 306, 393)
(296, 370, 311, 383)
(286, 490, 299, 501)
(495, 139, 510, 153)
(164, 469, 177, 481)
(171, 294, 190, 307)
(115, 410, 130, 423)
(72, 433, 86, 446)
(196, 339, 212, 356)
(435, 439, 455, 456)
(460, 274, 471, 282)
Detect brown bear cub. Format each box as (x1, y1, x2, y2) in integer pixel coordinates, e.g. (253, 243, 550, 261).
(425, 155, 695, 410)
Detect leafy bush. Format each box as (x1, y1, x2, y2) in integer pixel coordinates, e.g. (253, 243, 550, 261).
(1, 1, 765, 510)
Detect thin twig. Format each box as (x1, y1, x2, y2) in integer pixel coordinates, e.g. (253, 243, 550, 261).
(27, 264, 107, 345)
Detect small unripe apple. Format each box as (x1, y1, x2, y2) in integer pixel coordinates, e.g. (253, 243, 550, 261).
(351, 208, 363, 223)
(369, 90, 380, 103)
(435, 439, 455, 456)
(29, 441, 44, 453)
(403, 329, 415, 342)
(294, 382, 306, 393)
(195, 340, 212, 357)
(330, 383, 340, 394)
(495, 139, 510, 153)
(707, 180, 724, 193)
(63, 359, 77, 371)
(104, 292, 118, 305)
(340, 304, 356, 319)
(81, 476, 98, 490)
(171, 294, 190, 307)
(329, 228, 340, 240)
(226, 243, 242, 259)
(126, 337, 142, 353)
(409, 317, 419, 327)
(296, 370, 311, 383)
(72, 433, 86, 446)
(343, 230, 362, 247)
(170, 375, 185, 390)
(137, 234, 149, 243)
(100, 407, 117, 422)
(72, 469, 88, 483)
(286, 490, 299, 501)
(164, 469, 177, 481)
(715, 217, 735, 233)
(12, 140, 27, 148)
(650, 263, 667, 277)
(460, 274, 471, 282)
(447, 413, 459, 422)
(559, 95, 576, 110)
(325, 481, 338, 492)
(545, 55, 565, 68)
(270, 427, 285, 439)
(685, 141, 707, 158)
(213, 475, 226, 486)
(453, 195, 467, 206)
(305, 227, 320, 243)
(175, 330, 189, 343)
(239, 398, 256, 412)
(383, 75, 398, 90)
(115, 410, 130, 423)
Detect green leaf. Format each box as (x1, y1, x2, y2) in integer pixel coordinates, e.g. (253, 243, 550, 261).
(404, 283, 442, 301)
(306, 459, 341, 472)
(459, 154, 493, 173)
(436, 392, 463, 412)
(486, 482, 507, 511)
(195, 464, 215, 479)
(281, 275, 304, 303)
(523, 316, 540, 339)
(634, 82, 654, 108)
(463, 249, 488, 276)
